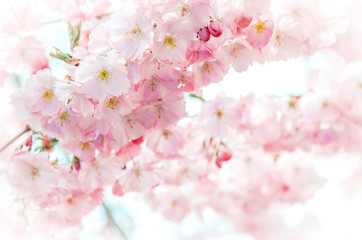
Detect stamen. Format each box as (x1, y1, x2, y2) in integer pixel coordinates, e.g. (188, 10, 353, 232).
(98, 69, 110, 81)
(164, 34, 177, 50)
(254, 20, 267, 34)
(125, 25, 142, 39)
(30, 167, 39, 180)
(42, 89, 54, 101)
(107, 97, 119, 110)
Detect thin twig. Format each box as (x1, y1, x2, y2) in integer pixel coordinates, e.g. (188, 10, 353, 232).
(42, 19, 62, 25)
(0, 126, 31, 153)
(102, 203, 129, 240)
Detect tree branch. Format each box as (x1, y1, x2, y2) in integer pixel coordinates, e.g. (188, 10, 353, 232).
(0, 126, 31, 153)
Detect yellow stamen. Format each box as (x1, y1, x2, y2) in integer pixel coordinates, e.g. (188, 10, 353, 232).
(81, 142, 89, 151)
(59, 111, 69, 126)
(43, 89, 54, 101)
(164, 35, 177, 50)
(180, 3, 191, 17)
(135, 168, 141, 178)
(202, 62, 212, 73)
(155, 105, 164, 118)
(148, 77, 159, 92)
(254, 20, 267, 34)
(98, 69, 110, 81)
(107, 97, 119, 110)
(125, 25, 142, 39)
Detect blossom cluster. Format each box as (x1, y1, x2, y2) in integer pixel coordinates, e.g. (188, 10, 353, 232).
(0, 0, 360, 239)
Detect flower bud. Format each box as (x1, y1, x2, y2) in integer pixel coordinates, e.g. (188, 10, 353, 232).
(198, 26, 211, 42)
(209, 20, 223, 37)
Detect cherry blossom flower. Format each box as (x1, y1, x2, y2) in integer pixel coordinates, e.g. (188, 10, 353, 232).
(12, 69, 62, 119)
(3, 36, 49, 74)
(153, 17, 195, 64)
(7, 151, 58, 198)
(75, 55, 131, 102)
(109, 10, 153, 61)
(245, 12, 274, 49)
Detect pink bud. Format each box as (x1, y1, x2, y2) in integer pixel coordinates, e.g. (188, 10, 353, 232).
(25, 136, 33, 147)
(74, 162, 81, 172)
(209, 20, 223, 37)
(198, 27, 210, 42)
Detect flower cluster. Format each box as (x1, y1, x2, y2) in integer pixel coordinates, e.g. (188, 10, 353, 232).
(0, 0, 360, 239)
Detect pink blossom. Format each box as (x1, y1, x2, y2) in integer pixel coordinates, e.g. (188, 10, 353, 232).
(194, 59, 229, 87)
(198, 26, 211, 42)
(53, 189, 103, 223)
(209, 19, 223, 37)
(152, 190, 191, 223)
(162, 0, 211, 29)
(220, 38, 262, 72)
(0, 5, 41, 36)
(186, 40, 213, 64)
(153, 17, 195, 64)
(13, 69, 62, 118)
(146, 128, 184, 157)
(112, 111, 148, 146)
(78, 156, 121, 191)
(109, 10, 153, 61)
(245, 13, 274, 49)
(3, 36, 49, 74)
(75, 55, 131, 102)
(7, 151, 58, 198)
(61, 138, 96, 162)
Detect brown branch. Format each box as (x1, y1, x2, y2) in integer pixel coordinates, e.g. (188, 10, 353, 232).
(0, 126, 31, 153)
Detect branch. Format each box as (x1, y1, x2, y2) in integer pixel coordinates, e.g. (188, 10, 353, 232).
(102, 203, 129, 240)
(42, 19, 62, 25)
(0, 126, 31, 153)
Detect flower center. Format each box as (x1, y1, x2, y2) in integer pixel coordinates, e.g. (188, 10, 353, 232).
(66, 198, 73, 205)
(162, 129, 170, 139)
(81, 142, 89, 151)
(125, 25, 142, 39)
(135, 168, 141, 178)
(202, 62, 212, 73)
(254, 20, 267, 34)
(98, 69, 110, 81)
(154, 104, 164, 118)
(107, 97, 119, 110)
(216, 109, 223, 119)
(30, 167, 39, 180)
(59, 111, 69, 126)
(164, 35, 177, 50)
(179, 3, 191, 17)
(43, 89, 54, 101)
